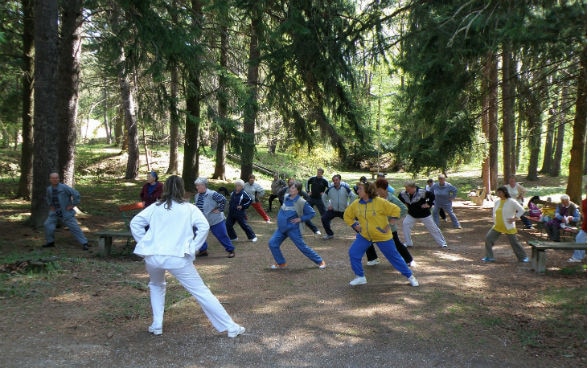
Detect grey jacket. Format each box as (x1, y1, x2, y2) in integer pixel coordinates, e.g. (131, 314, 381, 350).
(45, 183, 81, 219)
(194, 189, 227, 226)
(322, 184, 356, 212)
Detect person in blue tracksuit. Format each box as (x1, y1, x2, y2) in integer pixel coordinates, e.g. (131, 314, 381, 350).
(226, 179, 257, 242)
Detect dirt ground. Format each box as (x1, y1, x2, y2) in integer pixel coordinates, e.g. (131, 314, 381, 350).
(0, 191, 585, 368)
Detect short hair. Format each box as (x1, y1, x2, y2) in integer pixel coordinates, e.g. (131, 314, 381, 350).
(150, 170, 159, 181)
(159, 175, 186, 209)
(290, 180, 302, 192)
(404, 180, 417, 188)
(249, 174, 256, 180)
(194, 177, 208, 186)
(359, 176, 367, 183)
(332, 174, 341, 181)
(234, 179, 245, 187)
(357, 181, 378, 199)
(496, 186, 511, 198)
(426, 178, 433, 184)
(561, 194, 570, 201)
(438, 174, 446, 179)
(317, 168, 324, 174)
(375, 178, 389, 190)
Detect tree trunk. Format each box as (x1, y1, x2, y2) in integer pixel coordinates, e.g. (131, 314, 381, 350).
(540, 95, 557, 173)
(524, 63, 544, 181)
(31, 0, 59, 228)
(56, 0, 83, 186)
(182, 0, 203, 189)
(16, 0, 34, 200)
(118, 55, 140, 179)
(241, 13, 261, 181)
(550, 84, 568, 177)
(501, 44, 516, 182)
(566, 46, 586, 204)
(166, 61, 180, 175)
(213, 19, 229, 180)
(481, 52, 499, 193)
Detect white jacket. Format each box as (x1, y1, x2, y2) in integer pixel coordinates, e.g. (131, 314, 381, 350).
(131, 200, 210, 259)
(492, 198, 525, 231)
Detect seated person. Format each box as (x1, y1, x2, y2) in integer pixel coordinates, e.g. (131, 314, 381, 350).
(546, 195, 580, 242)
(541, 197, 556, 223)
(526, 196, 542, 219)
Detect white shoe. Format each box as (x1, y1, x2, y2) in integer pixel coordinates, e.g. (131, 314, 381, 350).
(408, 260, 416, 267)
(568, 258, 582, 263)
(266, 220, 272, 224)
(148, 326, 163, 336)
(228, 325, 246, 338)
(366, 259, 380, 266)
(408, 275, 419, 287)
(405, 243, 413, 247)
(230, 237, 238, 242)
(349, 276, 367, 286)
(441, 244, 448, 248)
(251, 237, 258, 242)
(314, 230, 322, 235)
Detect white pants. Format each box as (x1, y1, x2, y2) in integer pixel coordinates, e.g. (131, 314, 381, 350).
(144, 255, 238, 332)
(402, 214, 447, 247)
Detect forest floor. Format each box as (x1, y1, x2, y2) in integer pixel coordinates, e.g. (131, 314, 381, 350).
(0, 154, 585, 368)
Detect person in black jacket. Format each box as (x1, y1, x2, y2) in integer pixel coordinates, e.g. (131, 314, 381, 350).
(398, 180, 447, 248)
(226, 179, 258, 242)
(306, 168, 329, 216)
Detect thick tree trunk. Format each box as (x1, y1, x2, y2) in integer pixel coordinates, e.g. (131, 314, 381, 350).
(117, 47, 139, 179)
(213, 21, 229, 180)
(17, 0, 34, 200)
(482, 52, 499, 193)
(31, 0, 59, 228)
(501, 45, 516, 182)
(166, 62, 179, 175)
(566, 47, 587, 204)
(540, 96, 557, 174)
(241, 14, 261, 181)
(550, 85, 568, 177)
(56, 0, 83, 186)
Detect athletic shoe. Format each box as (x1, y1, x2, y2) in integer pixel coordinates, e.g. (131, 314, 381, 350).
(408, 275, 419, 287)
(454, 226, 462, 229)
(318, 260, 327, 269)
(520, 257, 530, 263)
(349, 276, 367, 286)
(405, 243, 414, 247)
(148, 326, 163, 336)
(228, 325, 246, 338)
(270, 263, 287, 269)
(441, 244, 448, 248)
(481, 257, 495, 262)
(82, 243, 89, 251)
(227, 251, 235, 258)
(322, 235, 334, 240)
(266, 220, 272, 224)
(568, 258, 582, 263)
(366, 259, 380, 266)
(314, 230, 322, 235)
(196, 250, 208, 257)
(42, 242, 55, 248)
(251, 237, 258, 242)
(230, 237, 238, 242)
(408, 260, 417, 267)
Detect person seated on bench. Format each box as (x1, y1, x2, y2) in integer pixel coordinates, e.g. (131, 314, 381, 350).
(540, 197, 556, 223)
(525, 196, 542, 221)
(568, 198, 586, 263)
(546, 195, 580, 242)
(140, 170, 163, 207)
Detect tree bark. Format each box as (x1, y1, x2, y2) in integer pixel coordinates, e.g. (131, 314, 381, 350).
(118, 52, 140, 180)
(16, 0, 34, 200)
(213, 18, 229, 180)
(501, 44, 516, 182)
(550, 85, 568, 177)
(56, 0, 83, 186)
(566, 46, 587, 204)
(540, 95, 557, 174)
(31, 0, 59, 228)
(481, 52, 499, 193)
(166, 62, 180, 175)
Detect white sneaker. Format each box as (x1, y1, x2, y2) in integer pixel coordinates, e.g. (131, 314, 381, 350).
(315, 230, 322, 235)
(408, 260, 416, 267)
(349, 276, 367, 286)
(405, 243, 413, 247)
(568, 258, 582, 263)
(266, 220, 272, 224)
(408, 275, 419, 287)
(230, 237, 238, 242)
(148, 325, 163, 336)
(441, 244, 448, 248)
(251, 237, 258, 242)
(228, 325, 246, 338)
(366, 259, 380, 266)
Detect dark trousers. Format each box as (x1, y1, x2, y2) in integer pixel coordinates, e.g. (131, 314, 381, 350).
(366, 232, 413, 264)
(268, 194, 279, 212)
(321, 210, 344, 236)
(308, 197, 326, 216)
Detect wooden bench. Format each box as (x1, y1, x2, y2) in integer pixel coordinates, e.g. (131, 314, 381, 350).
(468, 187, 486, 206)
(369, 167, 386, 180)
(527, 239, 586, 273)
(96, 202, 144, 256)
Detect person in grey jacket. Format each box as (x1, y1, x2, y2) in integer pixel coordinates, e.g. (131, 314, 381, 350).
(194, 177, 236, 258)
(321, 174, 356, 240)
(43, 172, 89, 250)
(431, 174, 462, 229)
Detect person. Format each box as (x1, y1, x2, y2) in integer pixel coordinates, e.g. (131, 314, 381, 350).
(268, 181, 326, 270)
(193, 177, 236, 258)
(140, 170, 164, 207)
(278, 177, 321, 235)
(482, 186, 529, 263)
(366, 178, 415, 267)
(376, 172, 395, 194)
(321, 174, 356, 240)
(506, 176, 532, 229)
(568, 198, 586, 262)
(43, 172, 89, 250)
(226, 179, 257, 242)
(268, 173, 287, 212)
(431, 174, 462, 229)
(243, 174, 271, 223)
(426, 179, 446, 222)
(526, 196, 543, 219)
(306, 168, 329, 216)
(546, 195, 580, 242)
(130, 175, 245, 338)
(353, 176, 368, 195)
(398, 180, 447, 248)
(343, 181, 419, 287)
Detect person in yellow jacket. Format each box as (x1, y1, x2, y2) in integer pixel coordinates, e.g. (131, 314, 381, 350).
(343, 181, 419, 287)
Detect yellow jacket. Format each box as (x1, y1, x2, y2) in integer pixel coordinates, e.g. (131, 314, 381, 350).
(344, 196, 400, 242)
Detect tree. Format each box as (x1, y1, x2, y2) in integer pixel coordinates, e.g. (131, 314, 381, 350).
(566, 46, 586, 204)
(31, 0, 59, 228)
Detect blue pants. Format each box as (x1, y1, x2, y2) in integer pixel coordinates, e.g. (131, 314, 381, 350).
(573, 230, 586, 260)
(349, 234, 412, 278)
(226, 212, 256, 240)
(44, 212, 87, 245)
(200, 221, 235, 252)
(268, 226, 322, 265)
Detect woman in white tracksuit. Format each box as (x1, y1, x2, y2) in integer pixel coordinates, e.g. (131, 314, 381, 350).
(130, 175, 245, 338)
(482, 186, 529, 263)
